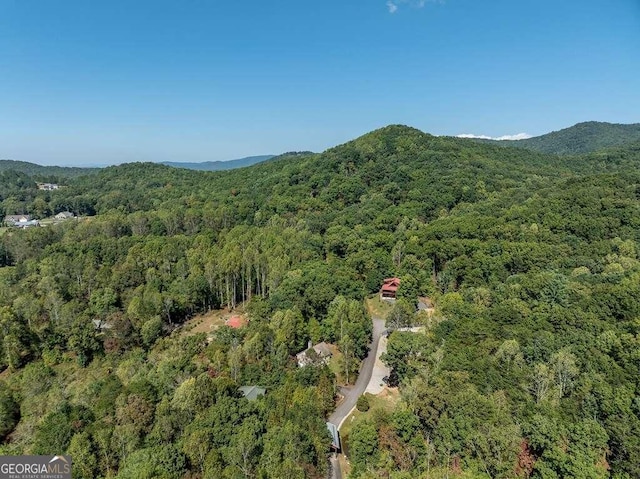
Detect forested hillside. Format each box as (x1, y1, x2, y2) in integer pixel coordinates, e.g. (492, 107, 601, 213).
(490, 121, 640, 155)
(0, 160, 98, 180)
(1, 125, 640, 478)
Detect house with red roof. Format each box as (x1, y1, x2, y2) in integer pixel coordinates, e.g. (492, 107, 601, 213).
(380, 277, 401, 301)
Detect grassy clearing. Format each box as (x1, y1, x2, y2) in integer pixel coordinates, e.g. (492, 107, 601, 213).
(180, 309, 244, 338)
(365, 295, 393, 319)
(327, 345, 346, 385)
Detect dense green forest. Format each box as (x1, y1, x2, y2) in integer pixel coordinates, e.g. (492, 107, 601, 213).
(1, 124, 640, 478)
(0, 160, 98, 181)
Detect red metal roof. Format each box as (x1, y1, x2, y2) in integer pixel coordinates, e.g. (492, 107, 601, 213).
(382, 277, 400, 286)
(381, 277, 401, 292)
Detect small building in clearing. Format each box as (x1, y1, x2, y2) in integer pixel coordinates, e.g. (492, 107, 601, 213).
(4, 214, 31, 226)
(55, 211, 74, 220)
(296, 341, 333, 367)
(92, 319, 113, 331)
(37, 183, 59, 190)
(380, 277, 401, 301)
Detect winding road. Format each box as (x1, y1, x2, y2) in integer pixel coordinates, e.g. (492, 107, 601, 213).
(327, 302, 428, 477)
(328, 316, 386, 428)
(328, 316, 386, 479)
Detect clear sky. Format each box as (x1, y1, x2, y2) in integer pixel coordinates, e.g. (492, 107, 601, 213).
(1, 0, 639, 166)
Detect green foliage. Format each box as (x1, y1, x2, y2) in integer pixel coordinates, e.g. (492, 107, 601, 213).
(68, 432, 97, 479)
(0, 381, 19, 439)
(396, 274, 419, 303)
(32, 403, 94, 455)
(1, 125, 640, 477)
(349, 419, 379, 475)
(326, 296, 371, 360)
(0, 160, 97, 179)
(385, 299, 415, 330)
(67, 317, 102, 366)
(115, 444, 186, 479)
(356, 394, 370, 412)
(140, 316, 163, 347)
(0, 171, 36, 206)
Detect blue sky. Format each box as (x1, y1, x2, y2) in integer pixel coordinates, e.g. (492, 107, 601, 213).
(0, 0, 638, 166)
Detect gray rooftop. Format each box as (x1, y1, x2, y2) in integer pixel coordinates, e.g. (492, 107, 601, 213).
(313, 342, 332, 357)
(239, 385, 266, 401)
(326, 422, 341, 450)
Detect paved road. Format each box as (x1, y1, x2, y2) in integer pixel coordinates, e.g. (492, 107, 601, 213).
(365, 334, 391, 395)
(328, 316, 386, 428)
(329, 454, 342, 479)
(328, 316, 385, 479)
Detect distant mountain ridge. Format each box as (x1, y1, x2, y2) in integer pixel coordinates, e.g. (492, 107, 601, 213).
(161, 155, 275, 171)
(0, 153, 311, 177)
(492, 121, 640, 155)
(0, 159, 98, 178)
(4, 121, 640, 176)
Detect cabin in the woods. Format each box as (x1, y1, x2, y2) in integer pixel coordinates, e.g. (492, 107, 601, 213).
(296, 341, 333, 367)
(380, 277, 401, 301)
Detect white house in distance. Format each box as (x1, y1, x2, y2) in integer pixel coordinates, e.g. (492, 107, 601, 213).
(55, 211, 74, 220)
(296, 341, 333, 367)
(4, 214, 31, 225)
(4, 215, 39, 228)
(37, 183, 60, 191)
